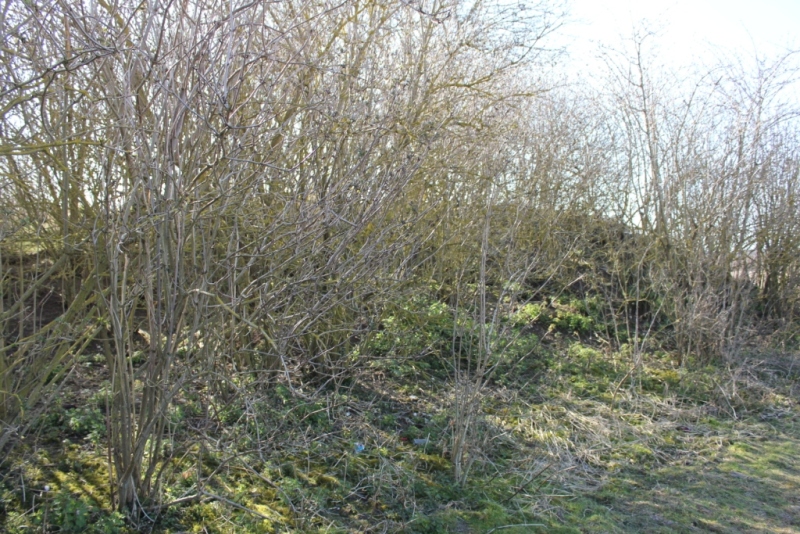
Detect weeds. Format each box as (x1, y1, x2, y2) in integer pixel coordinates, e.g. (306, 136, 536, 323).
(1, 296, 798, 532)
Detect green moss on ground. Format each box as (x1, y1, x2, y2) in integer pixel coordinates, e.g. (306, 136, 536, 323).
(2, 300, 799, 533)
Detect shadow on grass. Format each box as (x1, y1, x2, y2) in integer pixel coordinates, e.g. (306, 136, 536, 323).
(581, 420, 800, 533)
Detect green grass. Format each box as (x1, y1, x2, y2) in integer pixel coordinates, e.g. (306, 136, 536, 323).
(567, 417, 800, 533)
(1, 300, 799, 533)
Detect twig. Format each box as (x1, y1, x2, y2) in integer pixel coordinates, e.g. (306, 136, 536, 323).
(154, 492, 203, 510)
(198, 489, 273, 521)
(710, 377, 737, 420)
(501, 460, 553, 505)
(237, 464, 299, 516)
(486, 523, 545, 533)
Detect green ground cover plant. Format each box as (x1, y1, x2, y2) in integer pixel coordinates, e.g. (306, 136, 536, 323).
(2, 293, 798, 533)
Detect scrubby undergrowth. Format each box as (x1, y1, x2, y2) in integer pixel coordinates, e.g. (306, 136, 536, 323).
(2, 297, 799, 533)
